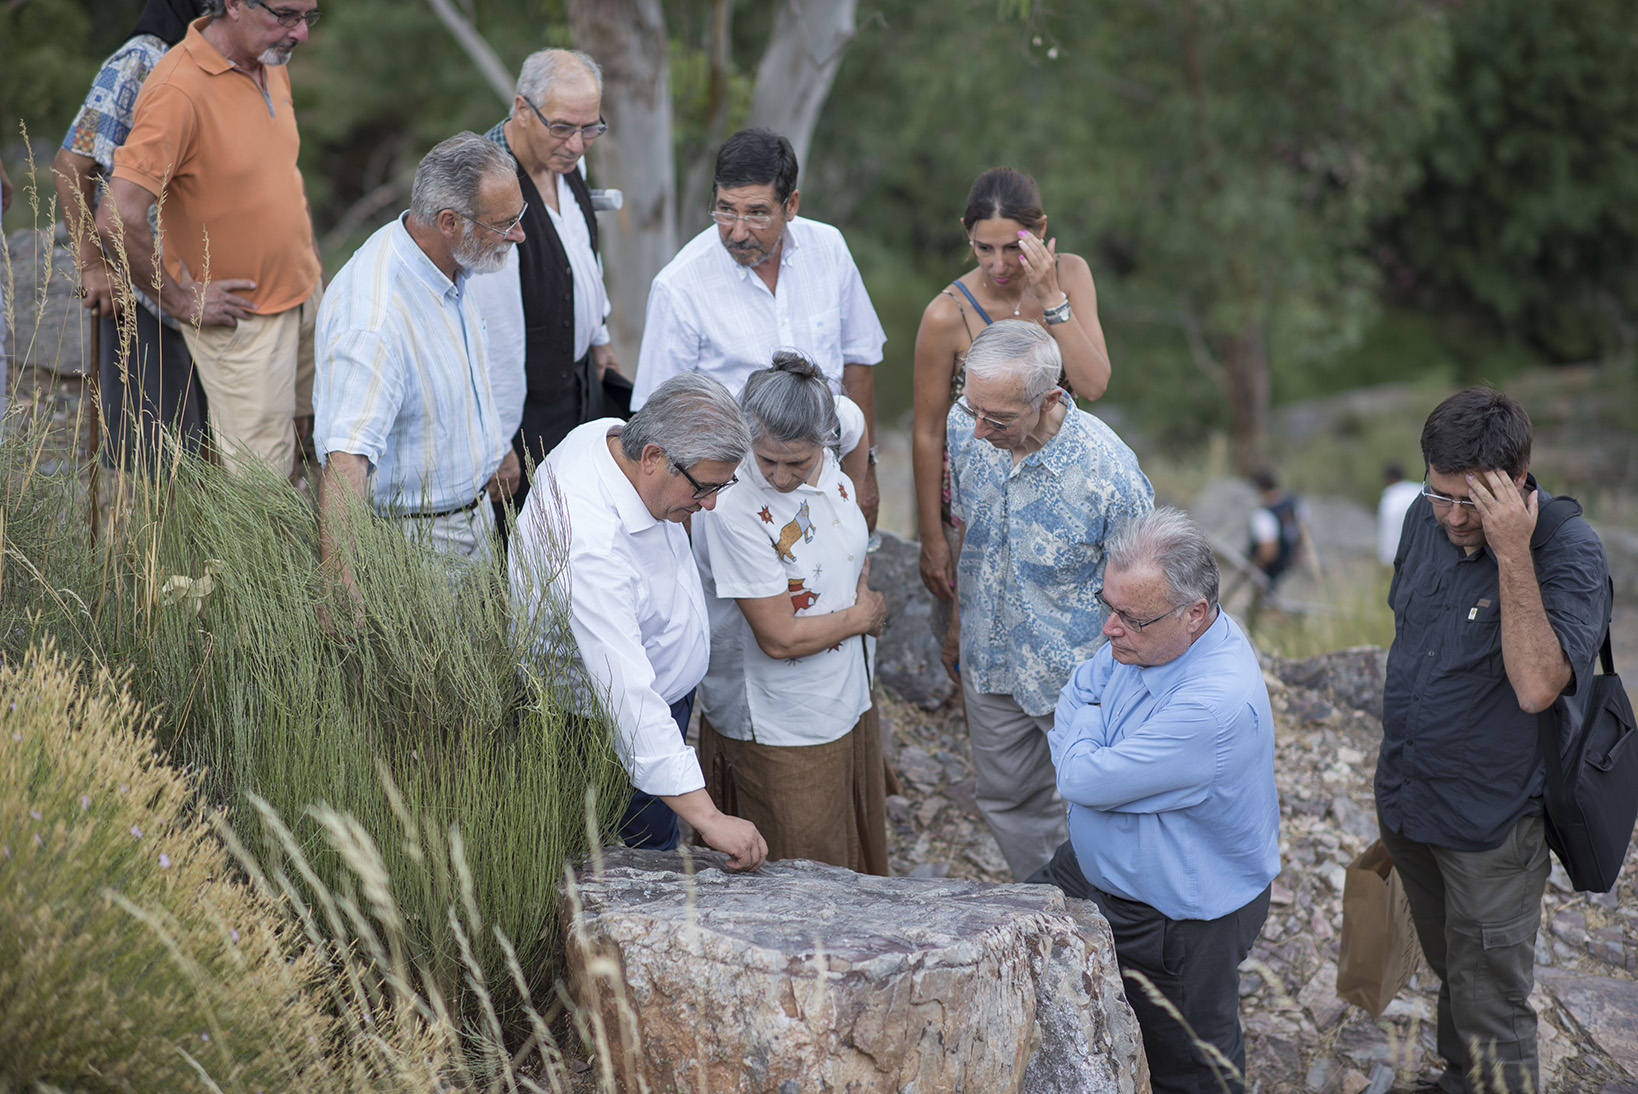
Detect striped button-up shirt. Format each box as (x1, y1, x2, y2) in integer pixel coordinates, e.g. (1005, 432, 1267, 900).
(315, 215, 507, 514)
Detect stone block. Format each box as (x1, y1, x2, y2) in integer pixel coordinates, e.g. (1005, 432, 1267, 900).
(564, 847, 1150, 1093)
(868, 531, 953, 710)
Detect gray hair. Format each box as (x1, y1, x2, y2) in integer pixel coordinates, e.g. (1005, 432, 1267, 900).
(964, 319, 1062, 403)
(204, 0, 226, 13)
(408, 132, 515, 228)
(620, 374, 751, 467)
(1105, 507, 1220, 608)
(740, 351, 840, 451)
(514, 49, 602, 113)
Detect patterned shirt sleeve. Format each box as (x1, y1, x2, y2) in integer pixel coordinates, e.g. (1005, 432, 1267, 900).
(61, 37, 168, 175)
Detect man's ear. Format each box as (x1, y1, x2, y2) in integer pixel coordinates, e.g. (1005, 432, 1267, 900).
(1514, 467, 1530, 491)
(784, 188, 800, 220)
(640, 443, 669, 475)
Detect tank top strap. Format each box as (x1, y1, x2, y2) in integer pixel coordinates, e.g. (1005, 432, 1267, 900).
(949, 279, 996, 326)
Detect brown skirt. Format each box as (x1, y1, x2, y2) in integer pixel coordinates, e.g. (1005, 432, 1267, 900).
(699, 705, 889, 876)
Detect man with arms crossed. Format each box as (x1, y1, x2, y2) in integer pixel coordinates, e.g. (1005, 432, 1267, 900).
(99, 0, 323, 480)
(941, 319, 1152, 881)
(1031, 508, 1280, 1094)
(633, 128, 886, 526)
(1377, 387, 1609, 1093)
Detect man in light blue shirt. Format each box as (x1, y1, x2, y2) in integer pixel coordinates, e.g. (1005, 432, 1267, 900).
(941, 319, 1152, 880)
(1031, 508, 1280, 1094)
(316, 132, 521, 595)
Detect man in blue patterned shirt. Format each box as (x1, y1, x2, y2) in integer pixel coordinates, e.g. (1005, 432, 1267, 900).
(941, 318, 1153, 880)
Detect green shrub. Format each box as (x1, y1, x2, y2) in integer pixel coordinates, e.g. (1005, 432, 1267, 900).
(0, 644, 453, 1092)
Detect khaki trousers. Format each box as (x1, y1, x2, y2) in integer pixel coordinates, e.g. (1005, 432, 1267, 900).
(961, 680, 1068, 881)
(182, 283, 320, 477)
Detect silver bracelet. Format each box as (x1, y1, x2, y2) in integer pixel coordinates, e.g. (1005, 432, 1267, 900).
(1043, 296, 1073, 325)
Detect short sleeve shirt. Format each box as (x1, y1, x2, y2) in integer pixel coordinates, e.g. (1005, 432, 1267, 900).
(948, 406, 1155, 716)
(1375, 480, 1610, 850)
(61, 34, 173, 326)
(692, 451, 874, 745)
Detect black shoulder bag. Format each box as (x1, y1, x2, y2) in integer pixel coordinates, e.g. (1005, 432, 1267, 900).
(1532, 496, 1637, 894)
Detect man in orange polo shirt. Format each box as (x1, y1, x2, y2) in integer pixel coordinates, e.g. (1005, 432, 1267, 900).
(98, 0, 324, 480)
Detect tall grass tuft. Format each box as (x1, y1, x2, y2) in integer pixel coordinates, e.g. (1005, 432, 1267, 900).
(0, 242, 631, 1036)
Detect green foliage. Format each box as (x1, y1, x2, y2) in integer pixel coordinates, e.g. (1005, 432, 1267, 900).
(0, 394, 630, 1032)
(812, 0, 1451, 442)
(0, 644, 449, 1092)
(0, 0, 94, 162)
(1390, 0, 1638, 361)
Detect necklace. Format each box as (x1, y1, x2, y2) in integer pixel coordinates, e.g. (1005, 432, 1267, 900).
(984, 273, 1024, 317)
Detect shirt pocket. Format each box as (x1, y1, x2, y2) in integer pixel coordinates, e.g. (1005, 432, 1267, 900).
(804, 305, 844, 367)
(1446, 595, 1502, 673)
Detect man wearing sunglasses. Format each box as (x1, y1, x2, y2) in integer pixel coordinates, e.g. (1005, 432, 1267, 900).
(1376, 387, 1608, 1094)
(469, 49, 620, 541)
(509, 374, 766, 873)
(940, 319, 1152, 882)
(633, 127, 887, 528)
(1031, 508, 1279, 1094)
(314, 133, 521, 584)
(100, 0, 324, 482)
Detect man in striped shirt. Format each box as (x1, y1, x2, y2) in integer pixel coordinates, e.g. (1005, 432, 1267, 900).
(315, 133, 522, 595)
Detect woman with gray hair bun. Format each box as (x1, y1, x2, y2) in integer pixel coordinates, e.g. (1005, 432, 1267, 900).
(692, 351, 891, 874)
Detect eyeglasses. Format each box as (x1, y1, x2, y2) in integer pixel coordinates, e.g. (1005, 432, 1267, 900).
(1420, 479, 1478, 510)
(953, 396, 1038, 432)
(246, 0, 322, 28)
(522, 98, 608, 142)
(672, 461, 738, 500)
(451, 203, 527, 238)
(710, 206, 782, 230)
(1095, 589, 1184, 631)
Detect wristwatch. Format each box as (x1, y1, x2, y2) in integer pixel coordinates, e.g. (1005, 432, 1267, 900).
(867, 444, 880, 467)
(1043, 295, 1073, 325)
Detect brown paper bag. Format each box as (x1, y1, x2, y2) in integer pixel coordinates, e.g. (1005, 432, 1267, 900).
(1335, 839, 1421, 1017)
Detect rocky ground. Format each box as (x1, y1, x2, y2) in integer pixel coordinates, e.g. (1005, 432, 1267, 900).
(876, 657, 1638, 1094)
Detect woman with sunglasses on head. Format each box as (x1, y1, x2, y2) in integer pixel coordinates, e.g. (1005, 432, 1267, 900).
(691, 353, 891, 874)
(912, 168, 1113, 605)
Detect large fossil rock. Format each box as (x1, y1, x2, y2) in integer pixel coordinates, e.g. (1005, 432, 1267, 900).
(564, 847, 1150, 1093)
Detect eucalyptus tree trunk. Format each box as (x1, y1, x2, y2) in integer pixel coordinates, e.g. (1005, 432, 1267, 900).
(748, 0, 859, 171)
(565, 0, 677, 371)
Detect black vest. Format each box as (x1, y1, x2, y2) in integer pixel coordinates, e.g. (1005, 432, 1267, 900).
(513, 158, 603, 465)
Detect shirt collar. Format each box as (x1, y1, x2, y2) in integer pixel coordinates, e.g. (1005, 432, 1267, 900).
(388, 214, 465, 303)
(181, 16, 236, 76)
(595, 424, 662, 535)
(1135, 608, 1230, 691)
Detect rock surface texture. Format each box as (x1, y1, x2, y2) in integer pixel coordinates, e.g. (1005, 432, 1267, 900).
(564, 848, 1150, 1094)
(869, 530, 954, 710)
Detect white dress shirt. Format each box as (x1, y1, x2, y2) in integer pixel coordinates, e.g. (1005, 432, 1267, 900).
(508, 419, 707, 798)
(693, 450, 874, 746)
(467, 164, 611, 440)
(631, 216, 886, 411)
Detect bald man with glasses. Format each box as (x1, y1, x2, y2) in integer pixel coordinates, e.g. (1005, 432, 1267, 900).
(468, 48, 620, 542)
(940, 319, 1152, 882)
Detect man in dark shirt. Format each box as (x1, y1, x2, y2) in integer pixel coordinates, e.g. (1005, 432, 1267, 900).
(1376, 387, 1609, 1094)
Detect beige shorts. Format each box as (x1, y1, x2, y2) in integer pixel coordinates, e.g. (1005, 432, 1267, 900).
(182, 282, 321, 477)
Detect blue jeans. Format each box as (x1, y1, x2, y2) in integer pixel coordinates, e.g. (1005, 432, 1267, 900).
(615, 691, 694, 850)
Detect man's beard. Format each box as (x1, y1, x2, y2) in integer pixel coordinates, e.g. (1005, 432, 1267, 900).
(725, 237, 774, 268)
(259, 41, 297, 65)
(453, 231, 510, 276)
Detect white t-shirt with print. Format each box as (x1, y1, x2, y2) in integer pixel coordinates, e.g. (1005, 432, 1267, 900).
(693, 449, 874, 745)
